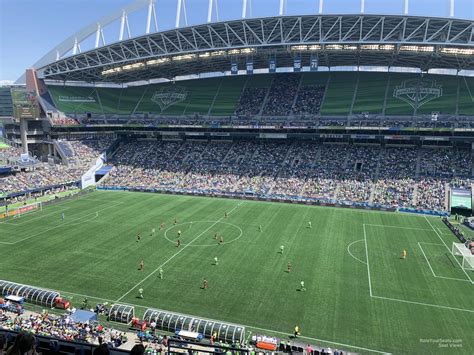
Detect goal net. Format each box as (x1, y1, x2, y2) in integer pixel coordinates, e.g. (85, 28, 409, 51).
(2, 202, 42, 219)
(451, 242, 474, 271)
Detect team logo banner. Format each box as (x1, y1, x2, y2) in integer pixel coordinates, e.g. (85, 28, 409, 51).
(393, 79, 442, 110)
(269, 58, 276, 73)
(231, 62, 238, 75)
(293, 58, 302, 72)
(246, 61, 254, 75)
(151, 86, 188, 112)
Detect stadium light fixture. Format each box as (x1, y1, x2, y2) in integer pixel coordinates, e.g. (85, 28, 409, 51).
(241, 48, 254, 54)
(172, 54, 196, 61)
(291, 45, 321, 51)
(147, 58, 170, 65)
(211, 50, 226, 57)
(440, 47, 474, 56)
(326, 44, 344, 50)
(400, 45, 434, 52)
(360, 44, 394, 51)
(343, 45, 358, 50)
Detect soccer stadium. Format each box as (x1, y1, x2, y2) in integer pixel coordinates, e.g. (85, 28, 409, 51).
(0, 0, 473, 353)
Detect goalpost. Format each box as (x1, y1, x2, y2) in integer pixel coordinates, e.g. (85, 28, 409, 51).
(4, 202, 43, 218)
(451, 242, 474, 272)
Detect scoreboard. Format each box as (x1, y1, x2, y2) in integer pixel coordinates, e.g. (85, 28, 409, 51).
(11, 88, 39, 119)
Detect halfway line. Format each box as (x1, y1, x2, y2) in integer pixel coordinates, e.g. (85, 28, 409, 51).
(115, 201, 243, 302)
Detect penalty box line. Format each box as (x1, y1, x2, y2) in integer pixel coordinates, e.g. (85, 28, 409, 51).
(115, 201, 244, 302)
(0, 201, 125, 245)
(0, 192, 126, 227)
(0, 206, 73, 227)
(418, 242, 471, 283)
(363, 224, 474, 314)
(424, 216, 474, 285)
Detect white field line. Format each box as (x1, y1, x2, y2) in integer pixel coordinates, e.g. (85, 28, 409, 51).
(365, 222, 473, 313)
(0, 206, 73, 226)
(433, 275, 472, 282)
(424, 216, 473, 284)
(115, 201, 244, 302)
(419, 242, 444, 246)
(418, 242, 471, 283)
(0, 201, 124, 245)
(363, 224, 373, 297)
(347, 239, 367, 265)
(418, 242, 437, 277)
(363, 224, 432, 231)
(371, 294, 474, 313)
(284, 207, 310, 256)
(0, 192, 125, 227)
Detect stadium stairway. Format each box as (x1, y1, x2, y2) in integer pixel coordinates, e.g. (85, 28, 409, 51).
(53, 140, 73, 165)
(290, 76, 304, 113)
(412, 183, 419, 206)
(258, 80, 273, 116)
(444, 182, 450, 210)
(38, 92, 58, 112)
(415, 149, 422, 178)
(349, 72, 360, 116)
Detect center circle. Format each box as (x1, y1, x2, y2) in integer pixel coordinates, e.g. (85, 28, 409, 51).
(164, 220, 243, 247)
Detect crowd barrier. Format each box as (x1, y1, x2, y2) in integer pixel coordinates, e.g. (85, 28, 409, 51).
(398, 207, 449, 217)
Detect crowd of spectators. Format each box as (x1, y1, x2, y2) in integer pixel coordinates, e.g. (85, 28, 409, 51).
(234, 87, 268, 116)
(0, 311, 127, 347)
(0, 138, 114, 198)
(104, 140, 472, 212)
(262, 75, 301, 116)
(0, 145, 23, 167)
(293, 85, 325, 115)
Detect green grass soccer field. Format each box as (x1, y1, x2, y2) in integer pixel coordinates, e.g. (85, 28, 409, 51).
(0, 191, 472, 354)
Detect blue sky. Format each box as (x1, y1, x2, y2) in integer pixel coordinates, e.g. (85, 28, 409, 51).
(0, 0, 473, 82)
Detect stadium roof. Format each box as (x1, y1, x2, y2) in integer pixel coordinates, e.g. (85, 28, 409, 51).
(39, 14, 474, 83)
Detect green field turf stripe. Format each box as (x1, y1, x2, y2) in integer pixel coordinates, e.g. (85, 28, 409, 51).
(371, 295, 474, 314)
(115, 201, 244, 302)
(418, 242, 437, 277)
(364, 224, 433, 231)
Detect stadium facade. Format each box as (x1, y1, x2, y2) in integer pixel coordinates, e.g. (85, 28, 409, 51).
(0, 0, 473, 210)
(1, 1, 474, 354)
